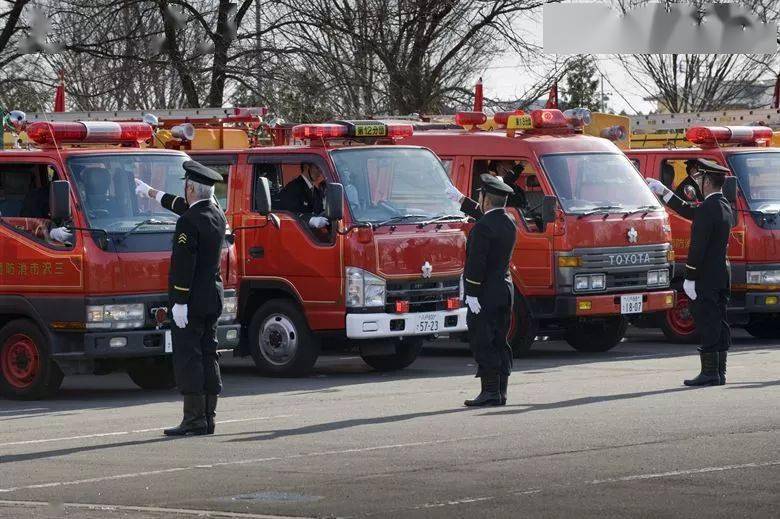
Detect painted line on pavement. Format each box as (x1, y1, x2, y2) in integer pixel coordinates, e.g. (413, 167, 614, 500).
(0, 415, 293, 448)
(0, 408, 49, 415)
(0, 433, 503, 493)
(0, 499, 309, 518)
(588, 459, 780, 484)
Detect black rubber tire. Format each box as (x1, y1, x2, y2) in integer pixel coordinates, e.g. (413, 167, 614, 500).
(565, 317, 628, 353)
(744, 318, 780, 339)
(127, 358, 176, 390)
(248, 299, 319, 376)
(361, 338, 423, 371)
(509, 296, 536, 357)
(0, 319, 64, 400)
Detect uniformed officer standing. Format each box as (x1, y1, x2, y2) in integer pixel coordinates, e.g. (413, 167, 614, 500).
(647, 158, 734, 386)
(135, 162, 226, 435)
(462, 175, 517, 406)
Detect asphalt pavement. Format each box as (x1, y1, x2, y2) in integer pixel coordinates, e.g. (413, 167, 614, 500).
(1, 328, 778, 518)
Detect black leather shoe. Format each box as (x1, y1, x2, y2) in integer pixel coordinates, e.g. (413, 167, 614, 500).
(205, 394, 218, 435)
(499, 375, 508, 406)
(717, 351, 727, 385)
(164, 394, 208, 436)
(684, 351, 723, 387)
(465, 375, 501, 407)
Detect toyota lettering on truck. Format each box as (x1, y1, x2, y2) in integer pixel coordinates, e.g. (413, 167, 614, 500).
(0, 117, 240, 399)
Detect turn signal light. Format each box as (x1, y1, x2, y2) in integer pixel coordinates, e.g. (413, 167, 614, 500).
(665, 295, 675, 306)
(667, 249, 676, 261)
(395, 300, 410, 313)
(446, 297, 461, 310)
(765, 296, 778, 305)
(578, 301, 592, 311)
(558, 256, 582, 267)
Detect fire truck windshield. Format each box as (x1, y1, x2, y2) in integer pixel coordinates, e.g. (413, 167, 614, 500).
(67, 153, 187, 232)
(539, 152, 660, 214)
(329, 147, 462, 224)
(727, 152, 780, 214)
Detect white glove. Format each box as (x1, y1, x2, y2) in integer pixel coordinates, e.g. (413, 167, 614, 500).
(683, 280, 697, 301)
(445, 183, 463, 203)
(49, 226, 73, 244)
(465, 295, 481, 314)
(645, 178, 669, 196)
(308, 216, 329, 229)
(134, 178, 153, 198)
(172, 303, 188, 328)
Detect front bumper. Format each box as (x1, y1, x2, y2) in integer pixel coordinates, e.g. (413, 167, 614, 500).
(744, 292, 780, 313)
(346, 308, 468, 339)
(53, 324, 241, 360)
(571, 290, 676, 317)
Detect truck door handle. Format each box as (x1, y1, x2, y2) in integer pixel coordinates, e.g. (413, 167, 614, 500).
(249, 246, 264, 258)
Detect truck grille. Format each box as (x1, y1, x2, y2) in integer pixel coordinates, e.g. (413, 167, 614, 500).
(385, 278, 460, 313)
(565, 244, 671, 293)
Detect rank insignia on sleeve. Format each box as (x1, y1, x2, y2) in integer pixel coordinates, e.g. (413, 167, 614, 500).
(177, 233, 188, 244)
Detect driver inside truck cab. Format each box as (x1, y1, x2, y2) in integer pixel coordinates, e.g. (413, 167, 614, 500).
(276, 163, 328, 230)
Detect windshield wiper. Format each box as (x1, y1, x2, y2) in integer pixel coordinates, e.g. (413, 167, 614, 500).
(622, 205, 661, 219)
(417, 214, 466, 228)
(116, 218, 176, 243)
(374, 214, 428, 227)
(577, 205, 624, 219)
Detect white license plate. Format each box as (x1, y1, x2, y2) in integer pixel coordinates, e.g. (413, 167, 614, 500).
(164, 330, 172, 353)
(621, 294, 643, 314)
(415, 313, 441, 334)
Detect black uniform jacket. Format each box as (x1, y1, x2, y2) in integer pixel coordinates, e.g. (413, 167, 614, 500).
(163, 194, 227, 317)
(669, 193, 733, 291)
(464, 208, 517, 310)
(673, 176, 704, 205)
(277, 175, 324, 215)
(459, 185, 526, 219)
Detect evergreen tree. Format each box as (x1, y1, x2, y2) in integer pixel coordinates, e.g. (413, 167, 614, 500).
(562, 55, 602, 111)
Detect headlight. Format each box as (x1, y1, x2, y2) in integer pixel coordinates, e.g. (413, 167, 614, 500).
(345, 267, 386, 308)
(647, 271, 659, 285)
(86, 304, 144, 329)
(219, 296, 238, 323)
(658, 269, 669, 285)
(574, 274, 606, 292)
(647, 269, 670, 287)
(747, 270, 780, 285)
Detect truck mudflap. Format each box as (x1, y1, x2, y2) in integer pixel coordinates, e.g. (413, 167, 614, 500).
(744, 292, 780, 313)
(571, 290, 676, 317)
(346, 308, 468, 339)
(51, 323, 241, 360)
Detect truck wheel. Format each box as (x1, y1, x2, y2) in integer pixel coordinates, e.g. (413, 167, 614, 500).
(660, 291, 699, 343)
(361, 338, 422, 371)
(249, 299, 319, 376)
(565, 317, 627, 353)
(0, 319, 64, 400)
(508, 296, 536, 357)
(745, 318, 780, 339)
(127, 358, 176, 390)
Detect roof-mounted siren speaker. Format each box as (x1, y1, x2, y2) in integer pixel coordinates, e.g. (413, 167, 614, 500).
(171, 123, 195, 141)
(8, 110, 27, 129)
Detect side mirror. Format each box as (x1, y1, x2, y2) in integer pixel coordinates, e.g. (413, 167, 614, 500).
(723, 176, 737, 204)
(324, 183, 344, 222)
(253, 177, 272, 215)
(50, 180, 71, 221)
(541, 195, 557, 224)
(683, 184, 698, 202)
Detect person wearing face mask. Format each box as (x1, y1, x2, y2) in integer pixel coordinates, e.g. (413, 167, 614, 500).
(277, 163, 329, 230)
(462, 174, 517, 407)
(135, 161, 226, 435)
(673, 159, 705, 204)
(646, 158, 734, 387)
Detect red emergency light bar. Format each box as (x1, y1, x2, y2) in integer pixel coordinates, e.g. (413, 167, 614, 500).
(292, 121, 413, 141)
(292, 123, 348, 140)
(686, 126, 773, 147)
(26, 121, 153, 146)
(455, 111, 488, 127)
(493, 110, 525, 127)
(530, 109, 568, 129)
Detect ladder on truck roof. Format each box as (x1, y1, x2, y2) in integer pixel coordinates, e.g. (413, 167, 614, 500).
(24, 107, 269, 126)
(630, 107, 780, 133)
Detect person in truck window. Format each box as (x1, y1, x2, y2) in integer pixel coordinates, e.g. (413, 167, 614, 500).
(276, 163, 329, 230)
(448, 161, 527, 218)
(673, 159, 705, 204)
(647, 158, 734, 387)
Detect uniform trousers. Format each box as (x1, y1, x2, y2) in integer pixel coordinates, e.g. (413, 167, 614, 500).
(172, 314, 223, 395)
(467, 305, 513, 378)
(691, 288, 731, 352)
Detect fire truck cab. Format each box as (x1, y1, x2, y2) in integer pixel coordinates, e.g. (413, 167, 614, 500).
(0, 120, 240, 399)
(405, 109, 676, 354)
(187, 120, 468, 375)
(626, 125, 780, 341)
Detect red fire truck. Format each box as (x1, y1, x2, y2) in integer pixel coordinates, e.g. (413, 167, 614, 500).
(626, 125, 780, 341)
(178, 119, 469, 375)
(0, 119, 240, 399)
(405, 109, 676, 354)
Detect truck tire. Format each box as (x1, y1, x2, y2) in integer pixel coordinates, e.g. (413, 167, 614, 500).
(127, 358, 176, 390)
(659, 291, 700, 343)
(249, 299, 319, 376)
(361, 338, 422, 371)
(745, 318, 780, 339)
(565, 317, 627, 353)
(0, 319, 64, 400)
(509, 296, 536, 357)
